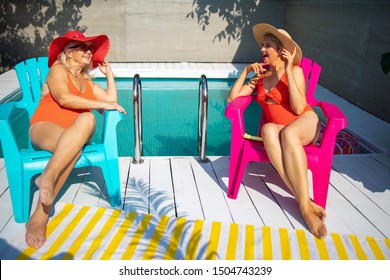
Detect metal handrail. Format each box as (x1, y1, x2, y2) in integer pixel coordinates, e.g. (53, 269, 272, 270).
(132, 74, 143, 164)
(198, 74, 209, 163)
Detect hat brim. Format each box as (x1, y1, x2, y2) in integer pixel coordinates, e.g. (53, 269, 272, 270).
(252, 23, 302, 66)
(48, 34, 110, 68)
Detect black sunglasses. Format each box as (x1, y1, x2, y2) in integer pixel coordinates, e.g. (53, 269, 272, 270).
(68, 43, 94, 53)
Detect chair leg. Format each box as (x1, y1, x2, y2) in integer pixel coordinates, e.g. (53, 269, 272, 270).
(8, 172, 31, 223)
(227, 151, 248, 200)
(99, 159, 122, 207)
(311, 162, 332, 209)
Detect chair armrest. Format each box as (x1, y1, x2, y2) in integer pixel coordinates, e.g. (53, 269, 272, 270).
(317, 101, 348, 147)
(224, 96, 255, 135)
(318, 101, 347, 130)
(0, 103, 21, 163)
(101, 110, 124, 144)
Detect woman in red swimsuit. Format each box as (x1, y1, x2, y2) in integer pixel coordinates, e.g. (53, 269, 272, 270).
(228, 23, 326, 239)
(26, 31, 126, 250)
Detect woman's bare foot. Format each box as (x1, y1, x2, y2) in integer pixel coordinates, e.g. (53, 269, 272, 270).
(310, 201, 327, 221)
(35, 174, 55, 206)
(25, 211, 49, 250)
(301, 204, 327, 238)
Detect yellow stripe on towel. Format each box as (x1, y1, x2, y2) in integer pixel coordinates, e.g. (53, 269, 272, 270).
(331, 233, 349, 260)
(142, 215, 170, 260)
(245, 224, 255, 260)
(384, 238, 390, 250)
(121, 214, 153, 260)
(225, 223, 239, 260)
(348, 235, 368, 260)
(82, 209, 122, 260)
(296, 229, 310, 260)
(279, 228, 292, 260)
(366, 236, 385, 260)
(100, 211, 137, 260)
(314, 236, 330, 260)
(163, 217, 187, 260)
(206, 221, 222, 260)
(63, 207, 107, 260)
(185, 219, 204, 260)
(262, 226, 272, 260)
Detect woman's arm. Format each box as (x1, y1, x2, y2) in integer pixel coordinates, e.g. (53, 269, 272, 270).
(281, 48, 307, 114)
(227, 62, 268, 102)
(46, 64, 126, 114)
(91, 61, 118, 103)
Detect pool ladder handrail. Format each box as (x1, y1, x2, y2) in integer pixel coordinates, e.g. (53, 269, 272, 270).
(132, 74, 144, 164)
(198, 74, 209, 163)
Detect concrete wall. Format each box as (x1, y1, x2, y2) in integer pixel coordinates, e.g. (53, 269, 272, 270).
(284, 0, 390, 122)
(79, 0, 286, 63)
(1, 0, 389, 122)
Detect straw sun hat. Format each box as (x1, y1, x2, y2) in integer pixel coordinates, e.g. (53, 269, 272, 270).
(252, 23, 302, 65)
(48, 30, 110, 68)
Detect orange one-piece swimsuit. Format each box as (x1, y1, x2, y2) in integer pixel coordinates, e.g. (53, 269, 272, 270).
(30, 72, 96, 129)
(256, 72, 313, 126)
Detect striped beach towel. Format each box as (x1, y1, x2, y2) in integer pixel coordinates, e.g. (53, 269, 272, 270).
(2, 202, 389, 260)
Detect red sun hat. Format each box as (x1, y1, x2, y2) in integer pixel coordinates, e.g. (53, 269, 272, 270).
(48, 30, 110, 68)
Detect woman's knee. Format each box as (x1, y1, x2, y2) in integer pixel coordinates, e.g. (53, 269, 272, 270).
(261, 124, 280, 142)
(281, 126, 300, 149)
(76, 112, 96, 132)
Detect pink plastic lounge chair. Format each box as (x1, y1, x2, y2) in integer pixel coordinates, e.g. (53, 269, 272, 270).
(224, 57, 347, 208)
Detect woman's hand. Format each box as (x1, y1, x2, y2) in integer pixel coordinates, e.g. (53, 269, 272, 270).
(98, 61, 113, 77)
(281, 47, 296, 74)
(245, 62, 270, 76)
(101, 102, 127, 114)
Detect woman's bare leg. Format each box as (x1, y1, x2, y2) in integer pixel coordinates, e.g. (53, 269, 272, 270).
(25, 112, 96, 249)
(261, 123, 297, 196)
(261, 114, 327, 238)
(25, 155, 80, 250)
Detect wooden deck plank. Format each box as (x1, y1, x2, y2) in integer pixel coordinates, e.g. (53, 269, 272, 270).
(374, 154, 390, 168)
(332, 155, 390, 214)
(123, 158, 150, 214)
(118, 157, 131, 203)
(171, 158, 204, 219)
(189, 157, 233, 223)
(210, 157, 264, 225)
(72, 166, 108, 208)
(329, 166, 390, 237)
(326, 176, 385, 237)
(149, 158, 176, 217)
(0, 188, 14, 232)
(243, 162, 292, 228)
(255, 162, 307, 229)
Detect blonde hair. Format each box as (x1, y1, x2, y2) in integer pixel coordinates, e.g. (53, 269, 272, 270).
(54, 41, 93, 80)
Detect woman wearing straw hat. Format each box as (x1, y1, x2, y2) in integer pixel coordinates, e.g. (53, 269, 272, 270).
(26, 31, 126, 249)
(228, 23, 326, 238)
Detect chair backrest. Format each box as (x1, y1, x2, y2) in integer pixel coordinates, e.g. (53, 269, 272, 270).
(300, 57, 321, 106)
(14, 57, 49, 119)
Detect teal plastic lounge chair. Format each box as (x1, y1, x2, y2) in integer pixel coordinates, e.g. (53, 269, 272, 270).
(0, 57, 123, 223)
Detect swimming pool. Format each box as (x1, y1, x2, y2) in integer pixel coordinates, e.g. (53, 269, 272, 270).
(93, 77, 262, 157)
